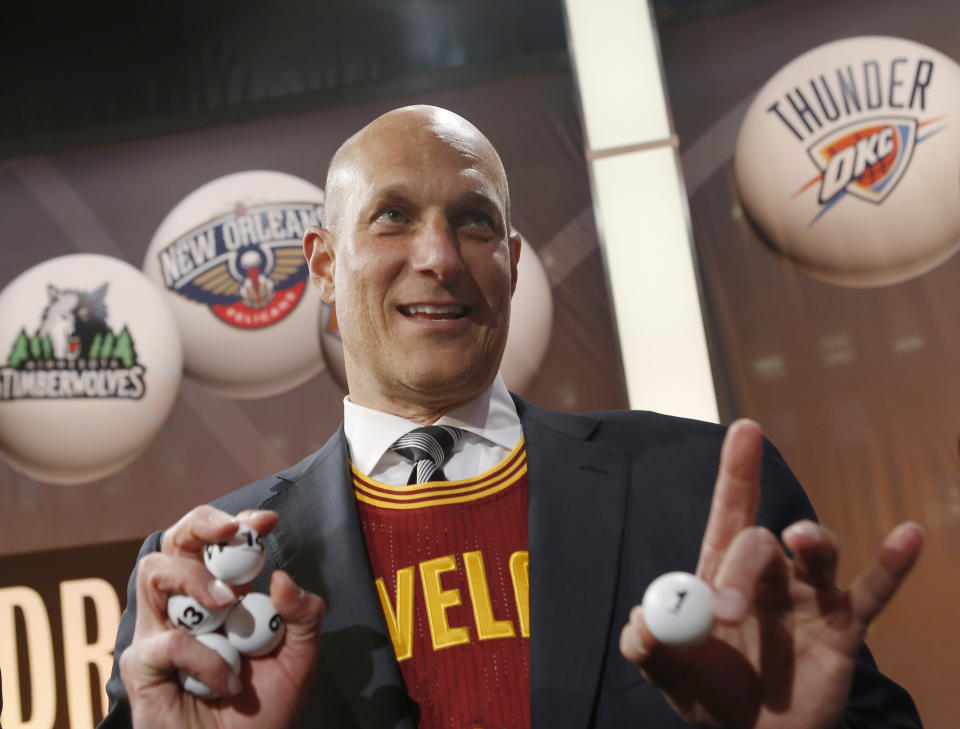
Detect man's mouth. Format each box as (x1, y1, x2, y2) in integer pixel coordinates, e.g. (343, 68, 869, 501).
(398, 304, 468, 320)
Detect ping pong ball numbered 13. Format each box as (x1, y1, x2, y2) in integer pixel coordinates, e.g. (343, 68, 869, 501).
(203, 524, 266, 584)
(167, 594, 230, 636)
(642, 572, 714, 646)
(179, 633, 241, 699)
(224, 592, 286, 657)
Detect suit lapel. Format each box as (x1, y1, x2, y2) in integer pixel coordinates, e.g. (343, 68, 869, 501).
(262, 427, 415, 729)
(517, 398, 629, 729)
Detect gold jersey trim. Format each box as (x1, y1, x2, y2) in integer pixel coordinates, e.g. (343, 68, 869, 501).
(352, 439, 526, 510)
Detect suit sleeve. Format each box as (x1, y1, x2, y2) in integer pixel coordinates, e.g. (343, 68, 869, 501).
(97, 530, 164, 729)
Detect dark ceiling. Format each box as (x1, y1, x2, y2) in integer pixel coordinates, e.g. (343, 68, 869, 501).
(2, 0, 570, 158)
(2, 1, 771, 159)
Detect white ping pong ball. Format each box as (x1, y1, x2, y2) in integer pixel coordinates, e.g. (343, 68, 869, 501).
(167, 594, 230, 635)
(203, 524, 266, 585)
(642, 572, 714, 646)
(224, 592, 286, 657)
(179, 632, 241, 699)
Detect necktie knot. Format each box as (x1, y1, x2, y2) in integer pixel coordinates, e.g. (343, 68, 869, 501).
(390, 425, 463, 484)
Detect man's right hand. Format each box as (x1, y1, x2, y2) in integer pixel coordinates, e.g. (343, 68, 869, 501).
(118, 506, 325, 729)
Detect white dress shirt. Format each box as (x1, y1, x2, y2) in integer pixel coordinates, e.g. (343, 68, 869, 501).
(343, 374, 523, 485)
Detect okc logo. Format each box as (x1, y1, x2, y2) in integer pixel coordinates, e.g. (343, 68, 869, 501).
(794, 114, 947, 224)
(156, 201, 319, 329)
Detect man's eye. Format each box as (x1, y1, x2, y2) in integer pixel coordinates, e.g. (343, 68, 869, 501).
(462, 212, 494, 229)
(377, 208, 407, 224)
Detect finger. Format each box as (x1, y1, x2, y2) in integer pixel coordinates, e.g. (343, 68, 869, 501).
(162, 506, 238, 557)
(120, 630, 243, 700)
(849, 521, 924, 626)
(135, 552, 238, 633)
(619, 604, 657, 666)
(712, 526, 787, 623)
(162, 507, 279, 559)
(270, 570, 325, 645)
(697, 419, 764, 583)
(782, 520, 839, 589)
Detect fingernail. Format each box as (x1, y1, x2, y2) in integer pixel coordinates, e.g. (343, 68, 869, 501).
(227, 674, 243, 695)
(889, 521, 925, 548)
(787, 521, 819, 539)
(210, 510, 237, 526)
(714, 588, 746, 622)
(209, 579, 235, 606)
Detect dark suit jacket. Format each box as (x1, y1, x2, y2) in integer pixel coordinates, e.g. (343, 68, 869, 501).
(101, 398, 921, 728)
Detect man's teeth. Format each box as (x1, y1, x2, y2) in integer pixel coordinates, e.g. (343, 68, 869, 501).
(402, 304, 465, 317)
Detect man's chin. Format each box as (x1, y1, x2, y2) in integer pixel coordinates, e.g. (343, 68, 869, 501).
(400, 366, 494, 403)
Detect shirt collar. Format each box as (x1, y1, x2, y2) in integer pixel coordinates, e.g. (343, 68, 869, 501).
(342, 374, 522, 476)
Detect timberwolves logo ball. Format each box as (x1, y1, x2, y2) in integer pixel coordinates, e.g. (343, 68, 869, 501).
(0, 254, 182, 484)
(144, 171, 326, 399)
(734, 36, 960, 286)
(318, 234, 553, 394)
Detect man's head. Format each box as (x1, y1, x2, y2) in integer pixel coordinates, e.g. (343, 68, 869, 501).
(304, 105, 521, 422)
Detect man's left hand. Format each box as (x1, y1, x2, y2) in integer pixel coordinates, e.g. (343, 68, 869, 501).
(619, 419, 923, 729)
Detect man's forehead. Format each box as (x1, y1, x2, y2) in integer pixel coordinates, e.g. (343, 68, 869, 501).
(354, 110, 500, 176)
(324, 105, 510, 228)
(364, 175, 505, 213)
(360, 105, 485, 149)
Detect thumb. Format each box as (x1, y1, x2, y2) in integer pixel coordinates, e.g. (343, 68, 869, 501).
(270, 570, 325, 649)
(620, 604, 657, 666)
(619, 604, 694, 695)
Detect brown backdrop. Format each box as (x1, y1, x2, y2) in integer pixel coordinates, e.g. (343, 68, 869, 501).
(655, 1, 960, 726)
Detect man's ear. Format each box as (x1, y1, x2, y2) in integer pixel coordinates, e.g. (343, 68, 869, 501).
(508, 231, 522, 295)
(303, 225, 336, 303)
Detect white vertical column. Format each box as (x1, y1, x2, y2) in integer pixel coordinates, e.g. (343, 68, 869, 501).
(564, 0, 718, 422)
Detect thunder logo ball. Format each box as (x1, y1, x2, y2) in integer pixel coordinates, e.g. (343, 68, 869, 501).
(734, 36, 960, 287)
(144, 171, 326, 399)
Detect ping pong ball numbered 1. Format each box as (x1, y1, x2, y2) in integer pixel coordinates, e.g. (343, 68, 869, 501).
(167, 594, 230, 635)
(179, 633, 241, 699)
(224, 592, 286, 657)
(642, 572, 714, 646)
(203, 524, 266, 584)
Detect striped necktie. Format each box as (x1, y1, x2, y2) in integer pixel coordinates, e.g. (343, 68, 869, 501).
(390, 425, 464, 484)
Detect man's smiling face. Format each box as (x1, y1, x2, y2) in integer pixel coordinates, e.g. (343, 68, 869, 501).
(307, 106, 520, 419)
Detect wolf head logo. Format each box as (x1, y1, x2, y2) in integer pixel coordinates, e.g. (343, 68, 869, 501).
(37, 282, 109, 361)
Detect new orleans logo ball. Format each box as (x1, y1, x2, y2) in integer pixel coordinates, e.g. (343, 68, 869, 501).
(144, 171, 326, 399)
(735, 36, 960, 287)
(0, 254, 183, 484)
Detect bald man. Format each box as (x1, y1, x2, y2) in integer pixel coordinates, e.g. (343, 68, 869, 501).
(101, 106, 923, 729)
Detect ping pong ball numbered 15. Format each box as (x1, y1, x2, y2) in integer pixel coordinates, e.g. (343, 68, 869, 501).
(167, 594, 230, 635)
(642, 572, 714, 646)
(203, 524, 266, 584)
(224, 592, 286, 657)
(179, 633, 241, 699)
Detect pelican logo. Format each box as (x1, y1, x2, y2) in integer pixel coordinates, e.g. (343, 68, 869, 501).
(156, 201, 319, 329)
(1, 282, 146, 401)
(735, 37, 960, 286)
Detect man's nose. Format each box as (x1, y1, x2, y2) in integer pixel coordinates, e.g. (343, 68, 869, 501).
(411, 217, 466, 281)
